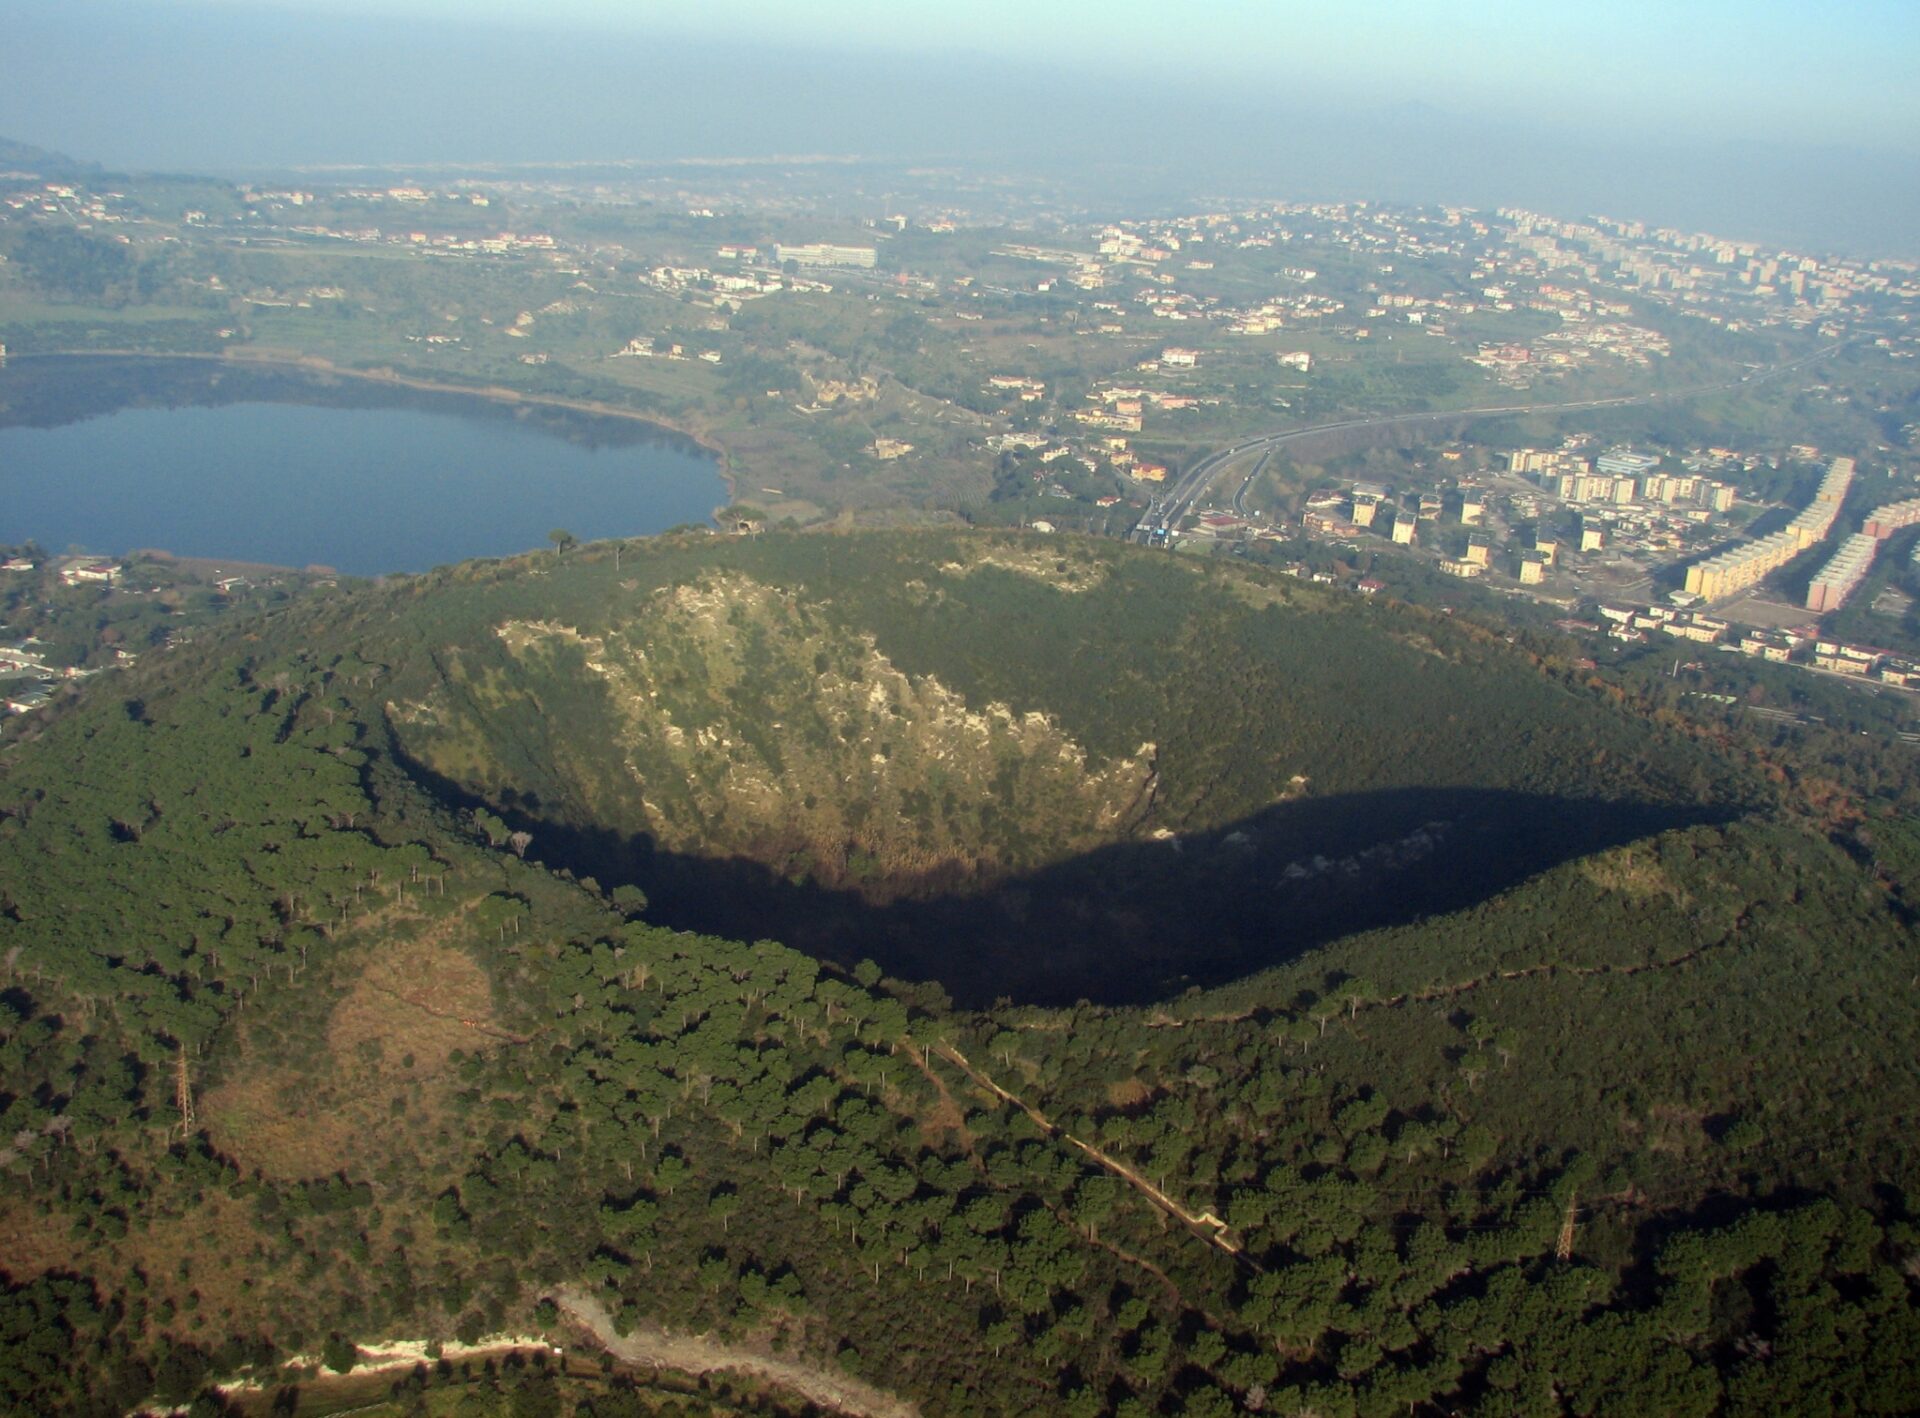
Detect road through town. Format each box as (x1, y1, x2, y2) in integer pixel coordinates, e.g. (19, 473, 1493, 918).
(1132, 342, 1845, 543)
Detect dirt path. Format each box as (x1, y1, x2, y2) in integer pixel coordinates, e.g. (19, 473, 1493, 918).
(366, 981, 536, 1044)
(1136, 936, 1731, 1031)
(1398, 940, 1722, 1004)
(555, 1286, 919, 1418)
(900, 1042, 1187, 1304)
(931, 1043, 1248, 1266)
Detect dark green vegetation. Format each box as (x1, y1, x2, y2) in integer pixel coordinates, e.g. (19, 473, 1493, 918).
(2, 531, 1918, 1415)
(374, 533, 1753, 1006)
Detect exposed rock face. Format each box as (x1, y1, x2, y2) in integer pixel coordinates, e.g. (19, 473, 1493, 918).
(393, 572, 1156, 899)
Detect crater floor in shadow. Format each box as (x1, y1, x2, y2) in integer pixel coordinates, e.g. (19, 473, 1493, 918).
(480, 782, 1733, 1008)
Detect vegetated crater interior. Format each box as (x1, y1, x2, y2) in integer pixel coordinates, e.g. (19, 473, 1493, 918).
(378, 531, 1754, 1006)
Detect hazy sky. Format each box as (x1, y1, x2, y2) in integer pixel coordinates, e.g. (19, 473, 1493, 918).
(146, 0, 1920, 149)
(5, 0, 1918, 253)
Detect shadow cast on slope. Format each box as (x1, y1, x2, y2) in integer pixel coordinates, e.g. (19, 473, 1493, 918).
(444, 774, 1735, 1008)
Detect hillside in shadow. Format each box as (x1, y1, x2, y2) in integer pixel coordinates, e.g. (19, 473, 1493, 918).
(426, 767, 1735, 1006)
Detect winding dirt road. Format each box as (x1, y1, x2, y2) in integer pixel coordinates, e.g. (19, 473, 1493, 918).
(555, 1286, 919, 1418)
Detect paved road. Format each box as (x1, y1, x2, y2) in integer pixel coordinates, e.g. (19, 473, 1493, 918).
(1231, 450, 1271, 517)
(1131, 341, 1847, 544)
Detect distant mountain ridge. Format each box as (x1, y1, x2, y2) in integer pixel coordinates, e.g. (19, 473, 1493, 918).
(0, 135, 98, 176)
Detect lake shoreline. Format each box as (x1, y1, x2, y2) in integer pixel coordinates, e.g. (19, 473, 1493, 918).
(0, 356, 730, 574)
(136, 548, 333, 579)
(3, 346, 741, 507)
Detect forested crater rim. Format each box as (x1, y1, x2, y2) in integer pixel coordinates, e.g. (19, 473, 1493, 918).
(359, 530, 1759, 1004)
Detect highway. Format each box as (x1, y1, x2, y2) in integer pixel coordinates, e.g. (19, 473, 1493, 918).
(1130, 341, 1847, 544)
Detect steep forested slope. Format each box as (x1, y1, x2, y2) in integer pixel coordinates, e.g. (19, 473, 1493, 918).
(0, 531, 1916, 1416)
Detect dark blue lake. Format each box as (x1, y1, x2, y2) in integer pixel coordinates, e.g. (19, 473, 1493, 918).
(0, 357, 727, 576)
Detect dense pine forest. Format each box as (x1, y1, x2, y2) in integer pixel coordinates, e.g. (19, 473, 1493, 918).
(2, 530, 1918, 1416)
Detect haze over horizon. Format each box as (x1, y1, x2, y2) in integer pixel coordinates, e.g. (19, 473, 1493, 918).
(5, 0, 1919, 257)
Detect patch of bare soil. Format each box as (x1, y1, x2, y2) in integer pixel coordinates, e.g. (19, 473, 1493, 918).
(203, 927, 498, 1180)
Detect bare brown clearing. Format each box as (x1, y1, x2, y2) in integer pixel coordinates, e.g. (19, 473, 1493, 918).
(204, 915, 498, 1181)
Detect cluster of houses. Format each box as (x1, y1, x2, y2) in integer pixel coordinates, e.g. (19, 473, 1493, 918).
(985, 428, 1167, 491)
(1494, 205, 1920, 338)
(613, 336, 722, 365)
(640, 250, 841, 306)
(1298, 478, 1495, 559)
(1512, 446, 1739, 515)
(1588, 602, 1919, 688)
(0, 557, 140, 713)
(2, 555, 125, 587)
(1068, 378, 1207, 435)
(0, 639, 63, 714)
(57, 558, 123, 586)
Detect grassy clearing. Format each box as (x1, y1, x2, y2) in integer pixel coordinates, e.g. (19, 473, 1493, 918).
(0, 294, 212, 324)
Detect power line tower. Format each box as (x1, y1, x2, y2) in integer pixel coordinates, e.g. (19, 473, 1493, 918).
(175, 1044, 195, 1137)
(1556, 1190, 1578, 1262)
